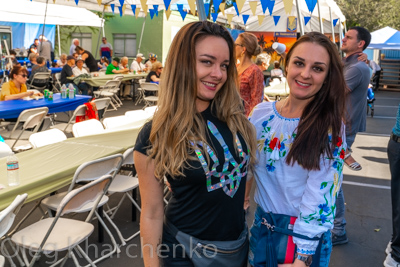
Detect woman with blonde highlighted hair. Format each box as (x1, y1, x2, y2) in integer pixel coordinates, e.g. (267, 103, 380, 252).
(134, 21, 256, 266)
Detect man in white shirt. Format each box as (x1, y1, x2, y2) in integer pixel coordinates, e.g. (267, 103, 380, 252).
(69, 39, 80, 56)
(130, 53, 147, 73)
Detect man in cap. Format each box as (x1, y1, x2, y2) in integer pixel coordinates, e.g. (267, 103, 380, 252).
(60, 55, 76, 86)
(106, 57, 129, 75)
(130, 53, 147, 73)
(145, 53, 157, 70)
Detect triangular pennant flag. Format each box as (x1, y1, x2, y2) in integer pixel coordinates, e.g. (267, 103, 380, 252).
(165, 8, 172, 20)
(153, 5, 159, 16)
(140, 0, 147, 11)
(143, 8, 148, 16)
(204, 3, 210, 17)
(333, 18, 339, 27)
(122, 4, 126, 14)
(305, 0, 317, 13)
(282, 0, 292, 14)
(163, 0, 171, 12)
(226, 13, 234, 24)
(187, 0, 196, 15)
(110, 4, 115, 14)
(213, 0, 222, 13)
(260, 0, 268, 13)
(242, 14, 250, 25)
(211, 12, 218, 22)
(177, 4, 184, 11)
(258, 15, 265, 26)
(119, 0, 124, 6)
(75, 0, 79, 5)
(104, 4, 109, 11)
(220, 3, 226, 16)
(232, 2, 239, 16)
(149, 9, 155, 19)
(118, 5, 123, 16)
(249, 1, 258, 16)
(267, 0, 275, 16)
(135, 8, 140, 18)
(236, 0, 246, 14)
(97, 0, 102, 6)
(179, 9, 187, 20)
(304, 16, 311, 25)
(273, 15, 280, 25)
(131, 5, 136, 15)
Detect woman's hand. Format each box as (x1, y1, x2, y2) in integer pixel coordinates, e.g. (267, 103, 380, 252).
(26, 91, 34, 96)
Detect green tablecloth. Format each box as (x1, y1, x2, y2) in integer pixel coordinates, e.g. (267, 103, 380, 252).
(0, 126, 141, 210)
(80, 73, 147, 87)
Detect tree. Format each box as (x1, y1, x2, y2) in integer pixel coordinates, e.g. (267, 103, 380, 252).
(336, 0, 400, 32)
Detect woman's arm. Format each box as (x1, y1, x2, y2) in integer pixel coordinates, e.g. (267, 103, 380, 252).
(134, 151, 165, 267)
(4, 91, 33, 100)
(81, 53, 88, 60)
(150, 75, 160, 82)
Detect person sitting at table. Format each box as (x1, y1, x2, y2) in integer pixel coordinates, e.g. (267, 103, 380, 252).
(145, 61, 162, 84)
(75, 46, 98, 72)
(1, 66, 35, 101)
(145, 53, 157, 71)
(57, 54, 67, 67)
(72, 58, 92, 95)
(6, 50, 21, 69)
(27, 53, 38, 68)
(106, 57, 129, 75)
(29, 56, 50, 89)
(28, 38, 39, 59)
(98, 56, 109, 70)
(266, 60, 284, 86)
(130, 53, 147, 73)
(60, 55, 76, 87)
(119, 57, 129, 70)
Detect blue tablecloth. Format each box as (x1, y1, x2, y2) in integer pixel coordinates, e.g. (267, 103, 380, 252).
(0, 94, 91, 119)
(0, 67, 62, 77)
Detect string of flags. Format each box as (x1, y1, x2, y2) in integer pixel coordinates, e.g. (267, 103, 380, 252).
(35, 0, 341, 27)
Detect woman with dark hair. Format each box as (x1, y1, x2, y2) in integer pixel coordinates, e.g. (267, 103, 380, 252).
(134, 21, 257, 266)
(0, 66, 35, 101)
(248, 32, 347, 267)
(75, 46, 98, 72)
(235, 32, 265, 116)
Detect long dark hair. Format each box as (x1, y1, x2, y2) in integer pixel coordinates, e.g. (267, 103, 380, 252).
(285, 32, 346, 170)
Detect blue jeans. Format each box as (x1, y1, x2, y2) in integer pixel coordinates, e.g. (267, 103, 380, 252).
(249, 206, 332, 267)
(332, 188, 346, 236)
(346, 133, 356, 149)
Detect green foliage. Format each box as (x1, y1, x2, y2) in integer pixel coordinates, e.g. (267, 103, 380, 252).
(337, 0, 400, 32)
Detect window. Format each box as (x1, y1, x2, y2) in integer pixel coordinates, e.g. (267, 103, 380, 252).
(0, 26, 12, 54)
(113, 34, 136, 57)
(71, 33, 92, 52)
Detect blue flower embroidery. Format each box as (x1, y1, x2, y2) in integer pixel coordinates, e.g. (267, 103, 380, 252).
(269, 115, 275, 120)
(266, 164, 275, 172)
(262, 121, 268, 127)
(318, 203, 330, 213)
(264, 138, 269, 145)
(320, 214, 327, 224)
(332, 161, 338, 169)
(280, 142, 285, 151)
(333, 147, 338, 157)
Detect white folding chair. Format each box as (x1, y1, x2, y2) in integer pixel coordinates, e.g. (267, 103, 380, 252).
(4, 111, 47, 151)
(12, 176, 113, 267)
(134, 79, 146, 105)
(50, 104, 87, 133)
(40, 154, 123, 266)
(106, 147, 141, 245)
(72, 119, 105, 137)
(0, 193, 28, 267)
(141, 82, 159, 108)
(28, 129, 67, 148)
(94, 80, 121, 110)
(103, 116, 146, 131)
(52, 72, 62, 93)
(27, 71, 51, 92)
(144, 105, 158, 115)
(92, 97, 111, 120)
(2, 107, 49, 137)
(0, 142, 12, 158)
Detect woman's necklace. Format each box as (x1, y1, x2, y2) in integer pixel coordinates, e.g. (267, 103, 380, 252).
(279, 97, 288, 115)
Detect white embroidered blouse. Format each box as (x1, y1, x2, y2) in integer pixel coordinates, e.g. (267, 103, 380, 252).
(249, 101, 346, 254)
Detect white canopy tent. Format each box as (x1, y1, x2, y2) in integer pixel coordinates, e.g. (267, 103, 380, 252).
(0, 0, 103, 27)
(217, 0, 345, 36)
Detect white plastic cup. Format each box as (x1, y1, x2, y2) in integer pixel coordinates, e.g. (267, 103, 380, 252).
(272, 42, 286, 54)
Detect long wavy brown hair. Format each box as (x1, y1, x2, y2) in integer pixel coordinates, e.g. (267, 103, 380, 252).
(284, 32, 346, 170)
(148, 21, 257, 179)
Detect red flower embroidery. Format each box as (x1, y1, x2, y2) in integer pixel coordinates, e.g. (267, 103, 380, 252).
(336, 137, 342, 147)
(269, 137, 281, 150)
(339, 149, 345, 159)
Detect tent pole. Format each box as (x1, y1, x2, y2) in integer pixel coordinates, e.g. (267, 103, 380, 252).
(338, 19, 343, 51)
(95, 4, 106, 60)
(138, 16, 146, 54)
(317, 0, 323, 34)
(57, 25, 61, 57)
(295, 0, 304, 36)
(196, 0, 207, 21)
(39, 0, 49, 56)
(329, 7, 335, 43)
